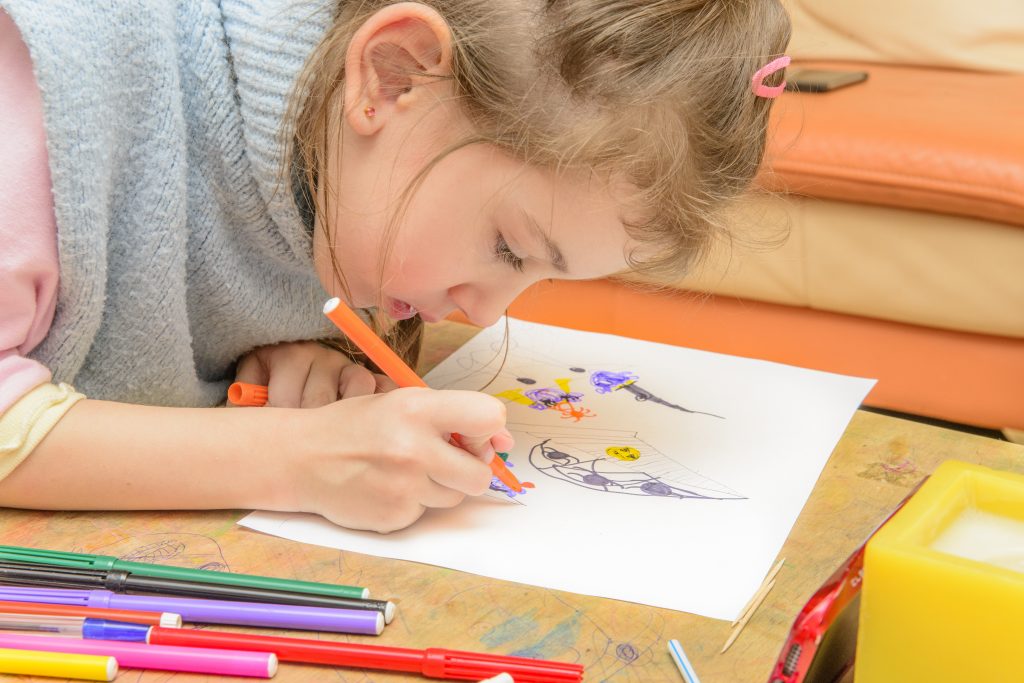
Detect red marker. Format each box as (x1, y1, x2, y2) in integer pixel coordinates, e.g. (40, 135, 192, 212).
(148, 626, 583, 682)
(0, 600, 180, 628)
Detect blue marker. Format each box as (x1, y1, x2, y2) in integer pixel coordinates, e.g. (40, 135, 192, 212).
(0, 613, 150, 642)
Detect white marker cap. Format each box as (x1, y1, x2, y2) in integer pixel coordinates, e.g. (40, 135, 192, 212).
(478, 674, 514, 683)
(103, 657, 119, 682)
(266, 654, 279, 677)
(160, 612, 183, 628)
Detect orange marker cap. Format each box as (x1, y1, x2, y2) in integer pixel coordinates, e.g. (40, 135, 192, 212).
(228, 382, 269, 407)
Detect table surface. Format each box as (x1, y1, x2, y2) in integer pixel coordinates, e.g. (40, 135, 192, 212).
(2, 321, 1022, 683)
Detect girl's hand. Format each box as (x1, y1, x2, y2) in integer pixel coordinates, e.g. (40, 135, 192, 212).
(235, 340, 397, 407)
(285, 387, 512, 533)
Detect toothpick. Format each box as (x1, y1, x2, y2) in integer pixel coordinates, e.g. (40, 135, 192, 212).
(731, 558, 785, 627)
(721, 578, 777, 654)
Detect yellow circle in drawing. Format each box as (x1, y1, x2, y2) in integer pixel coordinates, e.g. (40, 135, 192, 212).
(606, 446, 641, 461)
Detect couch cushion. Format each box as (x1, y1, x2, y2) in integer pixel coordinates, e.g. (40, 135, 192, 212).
(786, 1, 1024, 74)
(761, 61, 1024, 228)
(676, 195, 1024, 338)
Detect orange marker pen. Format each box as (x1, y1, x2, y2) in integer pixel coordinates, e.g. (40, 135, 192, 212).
(322, 298, 523, 493)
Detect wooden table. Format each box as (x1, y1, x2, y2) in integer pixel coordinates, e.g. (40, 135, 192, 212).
(2, 321, 1022, 682)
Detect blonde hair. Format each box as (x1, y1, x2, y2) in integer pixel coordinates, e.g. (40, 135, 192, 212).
(289, 0, 791, 363)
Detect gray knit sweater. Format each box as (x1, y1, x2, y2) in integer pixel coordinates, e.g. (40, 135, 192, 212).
(2, 0, 339, 407)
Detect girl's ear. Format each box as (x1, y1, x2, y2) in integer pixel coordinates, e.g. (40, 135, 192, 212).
(343, 2, 454, 136)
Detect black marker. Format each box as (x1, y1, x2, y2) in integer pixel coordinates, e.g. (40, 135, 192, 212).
(0, 562, 395, 623)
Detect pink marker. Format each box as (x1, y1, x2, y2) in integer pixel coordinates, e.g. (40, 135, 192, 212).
(0, 633, 277, 678)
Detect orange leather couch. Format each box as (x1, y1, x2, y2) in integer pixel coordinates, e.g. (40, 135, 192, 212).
(503, 6, 1024, 437)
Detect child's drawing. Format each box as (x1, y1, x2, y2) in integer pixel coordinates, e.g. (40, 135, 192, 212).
(430, 334, 723, 422)
(512, 423, 744, 501)
(431, 331, 736, 503)
(496, 377, 596, 422)
(590, 370, 724, 419)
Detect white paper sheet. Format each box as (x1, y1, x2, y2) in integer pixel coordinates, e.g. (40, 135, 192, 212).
(241, 318, 875, 620)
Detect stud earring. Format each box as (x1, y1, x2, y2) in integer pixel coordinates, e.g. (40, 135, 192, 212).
(363, 106, 376, 118)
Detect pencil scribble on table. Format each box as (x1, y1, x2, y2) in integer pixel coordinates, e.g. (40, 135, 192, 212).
(591, 370, 724, 419)
(616, 642, 639, 663)
(93, 533, 231, 573)
(858, 458, 919, 486)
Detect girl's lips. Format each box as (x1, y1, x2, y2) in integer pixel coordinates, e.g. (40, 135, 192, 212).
(386, 298, 418, 321)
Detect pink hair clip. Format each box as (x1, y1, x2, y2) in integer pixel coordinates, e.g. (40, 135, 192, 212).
(751, 55, 791, 99)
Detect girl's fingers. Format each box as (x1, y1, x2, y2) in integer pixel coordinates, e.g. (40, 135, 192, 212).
(234, 352, 270, 387)
(419, 479, 468, 509)
(337, 363, 378, 400)
(490, 428, 515, 454)
(267, 352, 314, 408)
(374, 374, 399, 393)
(424, 390, 508, 445)
(424, 440, 495, 496)
(298, 358, 346, 407)
(371, 503, 427, 535)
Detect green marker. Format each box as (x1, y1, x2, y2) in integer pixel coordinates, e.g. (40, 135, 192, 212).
(0, 545, 369, 600)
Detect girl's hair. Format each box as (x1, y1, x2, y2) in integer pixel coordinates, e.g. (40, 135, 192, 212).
(289, 0, 791, 365)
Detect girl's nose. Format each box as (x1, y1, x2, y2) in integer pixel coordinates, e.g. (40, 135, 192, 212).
(459, 295, 508, 328)
(449, 279, 529, 328)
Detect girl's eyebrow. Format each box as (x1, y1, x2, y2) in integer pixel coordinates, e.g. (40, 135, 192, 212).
(521, 209, 568, 274)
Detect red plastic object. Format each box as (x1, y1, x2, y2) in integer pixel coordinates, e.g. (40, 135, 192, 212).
(0, 600, 175, 627)
(149, 627, 583, 682)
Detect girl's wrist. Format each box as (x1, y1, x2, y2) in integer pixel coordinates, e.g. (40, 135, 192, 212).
(254, 406, 321, 513)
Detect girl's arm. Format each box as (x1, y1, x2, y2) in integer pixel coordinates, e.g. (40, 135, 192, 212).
(0, 399, 295, 511)
(0, 388, 511, 533)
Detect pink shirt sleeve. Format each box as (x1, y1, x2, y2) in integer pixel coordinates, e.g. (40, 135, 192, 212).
(0, 8, 61, 414)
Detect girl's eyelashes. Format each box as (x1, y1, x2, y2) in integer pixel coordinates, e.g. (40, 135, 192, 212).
(494, 233, 525, 272)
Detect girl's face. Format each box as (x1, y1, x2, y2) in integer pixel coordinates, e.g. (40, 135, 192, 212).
(313, 97, 639, 328)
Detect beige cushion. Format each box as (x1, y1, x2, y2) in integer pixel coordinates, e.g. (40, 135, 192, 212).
(674, 195, 1024, 338)
(785, 0, 1024, 73)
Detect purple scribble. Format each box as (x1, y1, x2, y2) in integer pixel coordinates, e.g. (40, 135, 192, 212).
(488, 460, 529, 498)
(525, 386, 584, 410)
(590, 370, 638, 394)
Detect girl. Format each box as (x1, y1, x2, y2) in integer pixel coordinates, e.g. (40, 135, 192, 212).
(0, 0, 791, 532)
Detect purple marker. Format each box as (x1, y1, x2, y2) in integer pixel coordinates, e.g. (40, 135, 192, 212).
(0, 587, 383, 635)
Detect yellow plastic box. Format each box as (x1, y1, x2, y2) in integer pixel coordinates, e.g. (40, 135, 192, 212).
(855, 460, 1024, 682)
